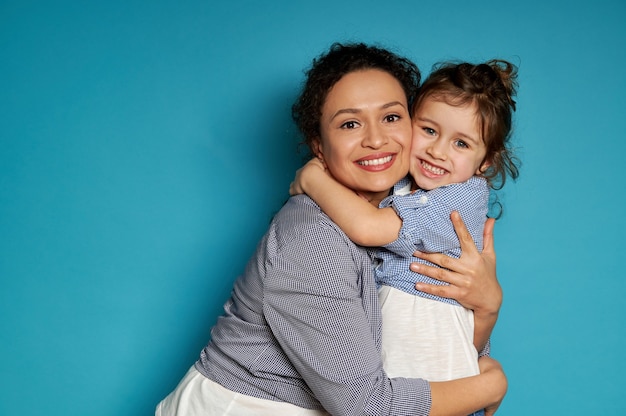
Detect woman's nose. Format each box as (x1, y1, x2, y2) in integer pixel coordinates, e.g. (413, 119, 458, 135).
(362, 124, 387, 148)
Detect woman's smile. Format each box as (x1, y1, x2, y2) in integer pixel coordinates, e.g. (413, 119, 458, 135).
(356, 153, 396, 170)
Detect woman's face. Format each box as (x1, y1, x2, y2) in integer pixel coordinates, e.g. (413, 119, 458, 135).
(314, 69, 412, 205)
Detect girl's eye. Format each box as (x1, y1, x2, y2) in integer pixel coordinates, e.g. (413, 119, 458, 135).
(423, 127, 436, 136)
(454, 139, 469, 148)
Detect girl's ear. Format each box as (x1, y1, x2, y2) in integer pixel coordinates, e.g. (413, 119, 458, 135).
(477, 159, 491, 175)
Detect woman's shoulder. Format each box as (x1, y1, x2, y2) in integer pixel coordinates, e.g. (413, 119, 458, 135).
(274, 195, 344, 238)
(271, 195, 365, 255)
(267, 195, 374, 281)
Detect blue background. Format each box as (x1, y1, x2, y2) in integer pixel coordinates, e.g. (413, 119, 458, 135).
(1, 0, 624, 414)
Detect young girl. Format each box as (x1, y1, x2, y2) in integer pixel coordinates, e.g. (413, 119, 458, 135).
(291, 59, 519, 416)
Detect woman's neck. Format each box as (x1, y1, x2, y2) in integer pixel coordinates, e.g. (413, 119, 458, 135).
(359, 189, 392, 207)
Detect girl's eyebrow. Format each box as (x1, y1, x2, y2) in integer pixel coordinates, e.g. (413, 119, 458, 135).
(415, 116, 480, 144)
(460, 134, 480, 145)
(453, 130, 480, 145)
(414, 115, 438, 125)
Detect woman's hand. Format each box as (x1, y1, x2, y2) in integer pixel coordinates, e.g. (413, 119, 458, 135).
(429, 355, 507, 416)
(289, 158, 326, 196)
(478, 356, 507, 416)
(411, 211, 502, 349)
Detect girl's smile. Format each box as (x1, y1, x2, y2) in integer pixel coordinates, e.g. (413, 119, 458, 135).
(410, 98, 488, 191)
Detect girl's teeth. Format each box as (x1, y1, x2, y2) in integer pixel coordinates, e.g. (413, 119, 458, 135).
(421, 161, 445, 175)
(358, 155, 392, 166)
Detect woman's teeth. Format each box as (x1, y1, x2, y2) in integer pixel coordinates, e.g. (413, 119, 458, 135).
(358, 155, 392, 166)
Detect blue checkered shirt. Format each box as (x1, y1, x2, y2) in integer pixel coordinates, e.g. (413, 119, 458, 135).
(376, 176, 489, 305)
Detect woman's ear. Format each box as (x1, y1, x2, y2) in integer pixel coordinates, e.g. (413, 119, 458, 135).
(312, 137, 324, 161)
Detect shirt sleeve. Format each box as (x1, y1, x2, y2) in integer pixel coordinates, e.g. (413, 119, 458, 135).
(263, 218, 431, 416)
(384, 178, 489, 258)
(479, 338, 491, 357)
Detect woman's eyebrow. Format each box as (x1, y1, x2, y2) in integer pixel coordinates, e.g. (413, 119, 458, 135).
(381, 101, 406, 110)
(330, 108, 360, 120)
(331, 101, 407, 121)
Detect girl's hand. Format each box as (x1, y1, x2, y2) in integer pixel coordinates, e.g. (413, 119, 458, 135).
(289, 158, 327, 196)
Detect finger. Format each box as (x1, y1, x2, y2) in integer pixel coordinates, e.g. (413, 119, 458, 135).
(411, 261, 443, 281)
(289, 181, 302, 196)
(411, 261, 463, 286)
(311, 156, 327, 170)
(412, 251, 470, 277)
(451, 211, 477, 255)
(482, 217, 496, 257)
(412, 254, 446, 276)
(414, 281, 459, 299)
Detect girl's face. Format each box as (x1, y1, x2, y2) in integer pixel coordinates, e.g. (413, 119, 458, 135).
(314, 69, 412, 205)
(410, 97, 489, 191)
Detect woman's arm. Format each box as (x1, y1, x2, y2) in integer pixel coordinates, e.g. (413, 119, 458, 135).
(290, 158, 401, 246)
(263, 209, 431, 415)
(430, 356, 507, 416)
(411, 212, 501, 351)
(265, 201, 504, 415)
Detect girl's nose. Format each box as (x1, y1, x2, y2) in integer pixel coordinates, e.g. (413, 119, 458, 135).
(426, 139, 447, 160)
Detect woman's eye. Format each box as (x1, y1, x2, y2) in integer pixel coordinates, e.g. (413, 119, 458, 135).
(384, 114, 400, 123)
(341, 121, 358, 129)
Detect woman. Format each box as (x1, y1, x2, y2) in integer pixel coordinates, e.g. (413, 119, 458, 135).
(156, 42, 505, 416)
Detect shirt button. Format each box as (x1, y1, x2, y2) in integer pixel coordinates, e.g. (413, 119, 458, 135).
(418, 195, 428, 204)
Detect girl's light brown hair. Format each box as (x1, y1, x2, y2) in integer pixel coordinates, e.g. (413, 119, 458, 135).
(413, 60, 520, 190)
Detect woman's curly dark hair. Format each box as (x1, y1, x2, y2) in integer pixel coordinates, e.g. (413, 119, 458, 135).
(292, 42, 421, 155)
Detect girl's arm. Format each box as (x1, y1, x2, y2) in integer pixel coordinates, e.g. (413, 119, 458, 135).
(290, 158, 401, 246)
